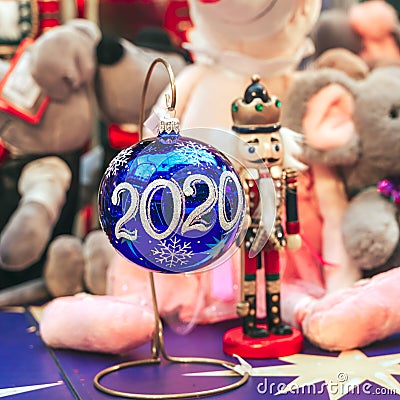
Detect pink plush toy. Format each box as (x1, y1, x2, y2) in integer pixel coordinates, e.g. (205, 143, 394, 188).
(349, 0, 400, 64)
(40, 1, 324, 354)
(281, 54, 400, 351)
(311, 0, 400, 68)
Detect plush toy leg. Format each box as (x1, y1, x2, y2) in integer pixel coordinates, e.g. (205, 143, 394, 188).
(311, 165, 361, 293)
(302, 267, 400, 351)
(0, 202, 53, 270)
(44, 235, 85, 297)
(281, 281, 320, 329)
(342, 188, 399, 270)
(0, 157, 71, 270)
(44, 230, 126, 298)
(83, 230, 116, 295)
(0, 278, 49, 307)
(40, 294, 156, 354)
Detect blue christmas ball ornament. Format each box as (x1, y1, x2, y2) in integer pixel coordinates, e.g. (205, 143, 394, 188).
(98, 119, 245, 273)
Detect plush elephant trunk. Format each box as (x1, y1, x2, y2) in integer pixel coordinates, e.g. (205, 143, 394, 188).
(96, 36, 124, 66)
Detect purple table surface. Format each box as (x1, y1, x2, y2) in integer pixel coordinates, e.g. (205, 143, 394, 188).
(2, 307, 399, 399)
(47, 316, 400, 400)
(0, 308, 77, 399)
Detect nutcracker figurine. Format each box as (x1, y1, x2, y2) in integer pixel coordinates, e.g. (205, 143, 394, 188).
(223, 75, 304, 358)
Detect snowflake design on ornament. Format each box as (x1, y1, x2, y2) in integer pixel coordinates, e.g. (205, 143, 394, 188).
(151, 237, 194, 269)
(175, 141, 216, 166)
(105, 147, 134, 179)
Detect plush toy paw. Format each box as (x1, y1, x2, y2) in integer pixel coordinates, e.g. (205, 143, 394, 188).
(40, 294, 155, 354)
(302, 267, 400, 351)
(0, 202, 53, 270)
(44, 230, 115, 297)
(44, 235, 85, 297)
(342, 189, 399, 270)
(344, 232, 398, 271)
(83, 230, 115, 295)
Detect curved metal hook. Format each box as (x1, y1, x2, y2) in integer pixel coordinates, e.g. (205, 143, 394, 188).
(139, 58, 176, 140)
(94, 58, 249, 400)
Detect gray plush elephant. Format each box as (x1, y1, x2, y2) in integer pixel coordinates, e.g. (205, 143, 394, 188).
(282, 65, 400, 277)
(0, 19, 101, 290)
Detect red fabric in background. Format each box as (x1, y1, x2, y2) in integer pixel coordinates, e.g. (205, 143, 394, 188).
(98, 0, 167, 43)
(98, 0, 192, 47)
(0, 140, 9, 164)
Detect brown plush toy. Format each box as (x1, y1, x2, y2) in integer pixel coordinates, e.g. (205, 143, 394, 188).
(34, 25, 190, 354)
(39, 27, 188, 300)
(0, 19, 100, 295)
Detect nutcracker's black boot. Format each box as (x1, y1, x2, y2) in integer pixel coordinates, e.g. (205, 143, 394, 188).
(242, 294, 269, 338)
(267, 293, 292, 335)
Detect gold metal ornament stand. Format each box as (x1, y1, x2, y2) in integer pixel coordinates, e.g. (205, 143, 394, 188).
(93, 58, 249, 399)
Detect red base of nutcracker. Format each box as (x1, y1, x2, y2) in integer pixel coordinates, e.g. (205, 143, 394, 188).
(223, 324, 303, 359)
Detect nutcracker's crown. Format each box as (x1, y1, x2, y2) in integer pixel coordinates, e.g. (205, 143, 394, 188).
(231, 75, 281, 133)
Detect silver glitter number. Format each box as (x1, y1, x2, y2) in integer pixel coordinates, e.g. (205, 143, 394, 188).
(140, 179, 183, 240)
(218, 171, 244, 231)
(112, 182, 139, 241)
(181, 174, 218, 234)
(112, 171, 243, 242)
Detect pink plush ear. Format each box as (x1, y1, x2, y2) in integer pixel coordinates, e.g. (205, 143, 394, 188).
(349, 0, 398, 39)
(302, 83, 355, 150)
(348, 1, 400, 61)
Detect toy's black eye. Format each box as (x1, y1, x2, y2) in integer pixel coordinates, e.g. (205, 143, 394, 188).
(274, 144, 280, 152)
(248, 146, 256, 154)
(389, 106, 399, 119)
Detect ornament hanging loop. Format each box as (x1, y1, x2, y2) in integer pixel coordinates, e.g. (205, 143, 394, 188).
(139, 57, 176, 140)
